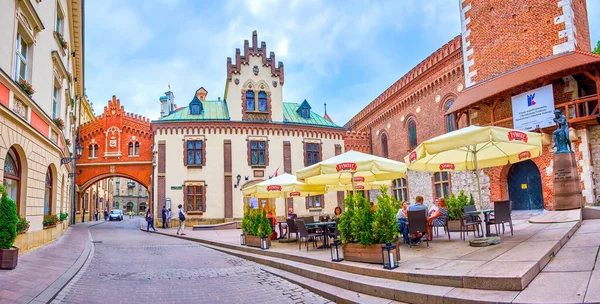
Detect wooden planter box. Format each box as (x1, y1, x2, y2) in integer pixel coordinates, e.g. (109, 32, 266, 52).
(244, 235, 271, 249)
(0, 247, 19, 269)
(343, 242, 400, 264)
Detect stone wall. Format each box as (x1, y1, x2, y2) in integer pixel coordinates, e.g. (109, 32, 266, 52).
(407, 171, 434, 207)
(451, 170, 491, 209)
(589, 125, 600, 205)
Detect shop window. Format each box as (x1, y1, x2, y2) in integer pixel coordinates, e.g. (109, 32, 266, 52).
(3, 148, 21, 214)
(44, 167, 53, 215)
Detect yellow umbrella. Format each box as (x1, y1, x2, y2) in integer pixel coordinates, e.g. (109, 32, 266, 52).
(296, 150, 407, 192)
(325, 180, 392, 192)
(241, 173, 326, 214)
(404, 125, 543, 238)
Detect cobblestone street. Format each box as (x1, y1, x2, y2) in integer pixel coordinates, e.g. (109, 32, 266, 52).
(52, 219, 330, 304)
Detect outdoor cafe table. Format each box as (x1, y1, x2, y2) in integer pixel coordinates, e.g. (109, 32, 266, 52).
(465, 209, 495, 237)
(305, 222, 336, 249)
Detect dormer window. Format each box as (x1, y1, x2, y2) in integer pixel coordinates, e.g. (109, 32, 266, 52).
(190, 104, 201, 115)
(301, 108, 310, 119)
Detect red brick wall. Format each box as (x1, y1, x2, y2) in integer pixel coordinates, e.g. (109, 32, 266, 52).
(463, 0, 591, 84)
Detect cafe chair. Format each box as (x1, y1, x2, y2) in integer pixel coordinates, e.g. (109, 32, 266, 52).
(488, 200, 513, 236)
(407, 210, 429, 248)
(296, 220, 321, 251)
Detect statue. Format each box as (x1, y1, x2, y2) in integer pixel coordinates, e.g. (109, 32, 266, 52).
(552, 110, 572, 154)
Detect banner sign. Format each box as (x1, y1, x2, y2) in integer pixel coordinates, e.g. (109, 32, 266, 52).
(511, 84, 555, 131)
(249, 198, 259, 209)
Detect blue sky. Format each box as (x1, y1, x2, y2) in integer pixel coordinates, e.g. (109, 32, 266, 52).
(84, 0, 600, 126)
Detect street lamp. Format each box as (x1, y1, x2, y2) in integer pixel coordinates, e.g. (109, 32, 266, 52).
(63, 143, 82, 225)
(61, 144, 83, 165)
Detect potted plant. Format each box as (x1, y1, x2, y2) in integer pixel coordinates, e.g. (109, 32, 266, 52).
(446, 190, 475, 232)
(0, 184, 19, 269)
(55, 31, 68, 50)
(18, 79, 35, 96)
(16, 217, 29, 235)
(59, 212, 68, 222)
(43, 214, 59, 228)
(339, 187, 399, 264)
(53, 118, 65, 130)
(241, 206, 272, 249)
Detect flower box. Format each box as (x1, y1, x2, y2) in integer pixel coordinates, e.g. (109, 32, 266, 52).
(343, 242, 400, 264)
(244, 235, 270, 249)
(18, 79, 35, 96)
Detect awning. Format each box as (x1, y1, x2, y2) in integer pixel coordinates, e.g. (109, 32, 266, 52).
(447, 51, 600, 114)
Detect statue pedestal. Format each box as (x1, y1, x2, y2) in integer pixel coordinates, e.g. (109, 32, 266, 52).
(553, 153, 583, 210)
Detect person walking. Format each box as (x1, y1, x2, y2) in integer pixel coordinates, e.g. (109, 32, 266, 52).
(177, 204, 186, 235)
(94, 209, 98, 221)
(104, 209, 108, 221)
(161, 206, 167, 229)
(145, 209, 157, 232)
(167, 208, 172, 228)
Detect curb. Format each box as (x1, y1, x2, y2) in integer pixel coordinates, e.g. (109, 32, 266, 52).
(31, 221, 106, 304)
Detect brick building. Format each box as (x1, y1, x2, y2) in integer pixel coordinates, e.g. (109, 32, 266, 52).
(151, 32, 346, 224)
(346, 0, 599, 210)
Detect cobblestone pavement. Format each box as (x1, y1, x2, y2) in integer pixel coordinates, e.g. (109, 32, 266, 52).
(52, 219, 330, 304)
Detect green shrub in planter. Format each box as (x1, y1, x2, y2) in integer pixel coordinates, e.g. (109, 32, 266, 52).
(0, 185, 18, 249)
(447, 190, 475, 221)
(372, 187, 398, 244)
(241, 206, 271, 237)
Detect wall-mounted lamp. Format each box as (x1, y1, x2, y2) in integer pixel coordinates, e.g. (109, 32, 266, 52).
(234, 174, 242, 188)
(245, 176, 249, 181)
(72, 51, 76, 57)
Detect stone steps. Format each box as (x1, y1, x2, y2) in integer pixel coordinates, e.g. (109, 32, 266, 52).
(200, 242, 520, 304)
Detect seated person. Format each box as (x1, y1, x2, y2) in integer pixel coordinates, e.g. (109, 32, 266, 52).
(280, 208, 297, 237)
(266, 211, 278, 240)
(407, 196, 427, 244)
(332, 206, 343, 222)
(426, 198, 449, 241)
(428, 203, 440, 217)
(396, 202, 409, 243)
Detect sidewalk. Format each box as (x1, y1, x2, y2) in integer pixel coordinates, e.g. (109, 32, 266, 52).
(0, 221, 102, 304)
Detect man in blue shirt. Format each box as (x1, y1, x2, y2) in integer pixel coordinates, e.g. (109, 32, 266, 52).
(407, 196, 427, 244)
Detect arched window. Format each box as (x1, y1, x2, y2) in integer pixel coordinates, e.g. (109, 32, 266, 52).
(445, 100, 457, 132)
(3, 147, 21, 213)
(88, 144, 98, 158)
(134, 142, 140, 155)
(258, 91, 267, 112)
(128, 142, 135, 156)
(44, 167, 53, 215)
(246, 91, 255, 111)
(407, 119, 417, 149)
(381, 133, 389, 158)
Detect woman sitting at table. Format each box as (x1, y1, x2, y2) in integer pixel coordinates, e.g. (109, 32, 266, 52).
(332, 207, 343, 222)
(426, 198, 449, 241)
(396, 202, 409, 243)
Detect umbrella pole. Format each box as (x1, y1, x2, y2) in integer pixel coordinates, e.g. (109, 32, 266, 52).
(473, 150, 487, 239)
(351, 172, 356, 196)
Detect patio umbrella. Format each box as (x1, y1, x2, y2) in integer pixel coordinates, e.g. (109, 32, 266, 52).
(296, 150, 407, 194)
(325, 180, 392, 192)
(404, 125, 543, 238)
(241, 173, 326, 213)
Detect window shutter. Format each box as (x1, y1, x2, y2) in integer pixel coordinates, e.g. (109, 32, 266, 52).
(247, 140, 251, 166)
(201, 185, 207, 212)
(183, 186, 188, 209)
(264, 140, 269, 166)
(303, 142, 307, 167)
(318, 143, 322, 162)
(305, 196, 309, 209)
(183, 141, 187, 166)
(202, 140, 206, 166)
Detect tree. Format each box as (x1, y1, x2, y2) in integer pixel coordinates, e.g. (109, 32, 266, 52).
(593, 41, 600, 55)
(0, 184, 18, 249)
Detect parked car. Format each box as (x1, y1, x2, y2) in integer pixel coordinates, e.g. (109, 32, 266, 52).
(109, 210, 123, 221)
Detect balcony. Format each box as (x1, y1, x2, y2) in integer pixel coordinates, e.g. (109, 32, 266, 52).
(555, 94, 599, 126)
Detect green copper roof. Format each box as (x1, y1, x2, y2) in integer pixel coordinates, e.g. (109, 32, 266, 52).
(283, 102, 339, 127)
(158, 100, 230, 121)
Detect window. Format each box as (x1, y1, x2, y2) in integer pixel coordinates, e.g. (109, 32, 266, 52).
(190, 104, 201, 115)
(408, 119, 417, 149)
(392, 178, 408, 202)
(245, 90, 268, 112)
(128, 142, 140, 156)
(445, 100, 457, 132)
(258, 91, 267, 112)
(52, 86, 59, 119)
(307, 195, 323, 208)
(246, 91, 255, 111)
(186, 185, 205, 211)
(3, 148, 21, 214)
(135, 142, 140, 155)
(186, 140, 203, 166)
(44, 167, 53, 215)
(89, 144, 98, 158)
(381, 133, 389, 158)
(301, 107, 310, 119)
(305, 143, 320, 166)
(15, 33, 29, 82)
(250, 140, 266, 166)
(55, 7, 63, 34)
(433, 172, 451, 198)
